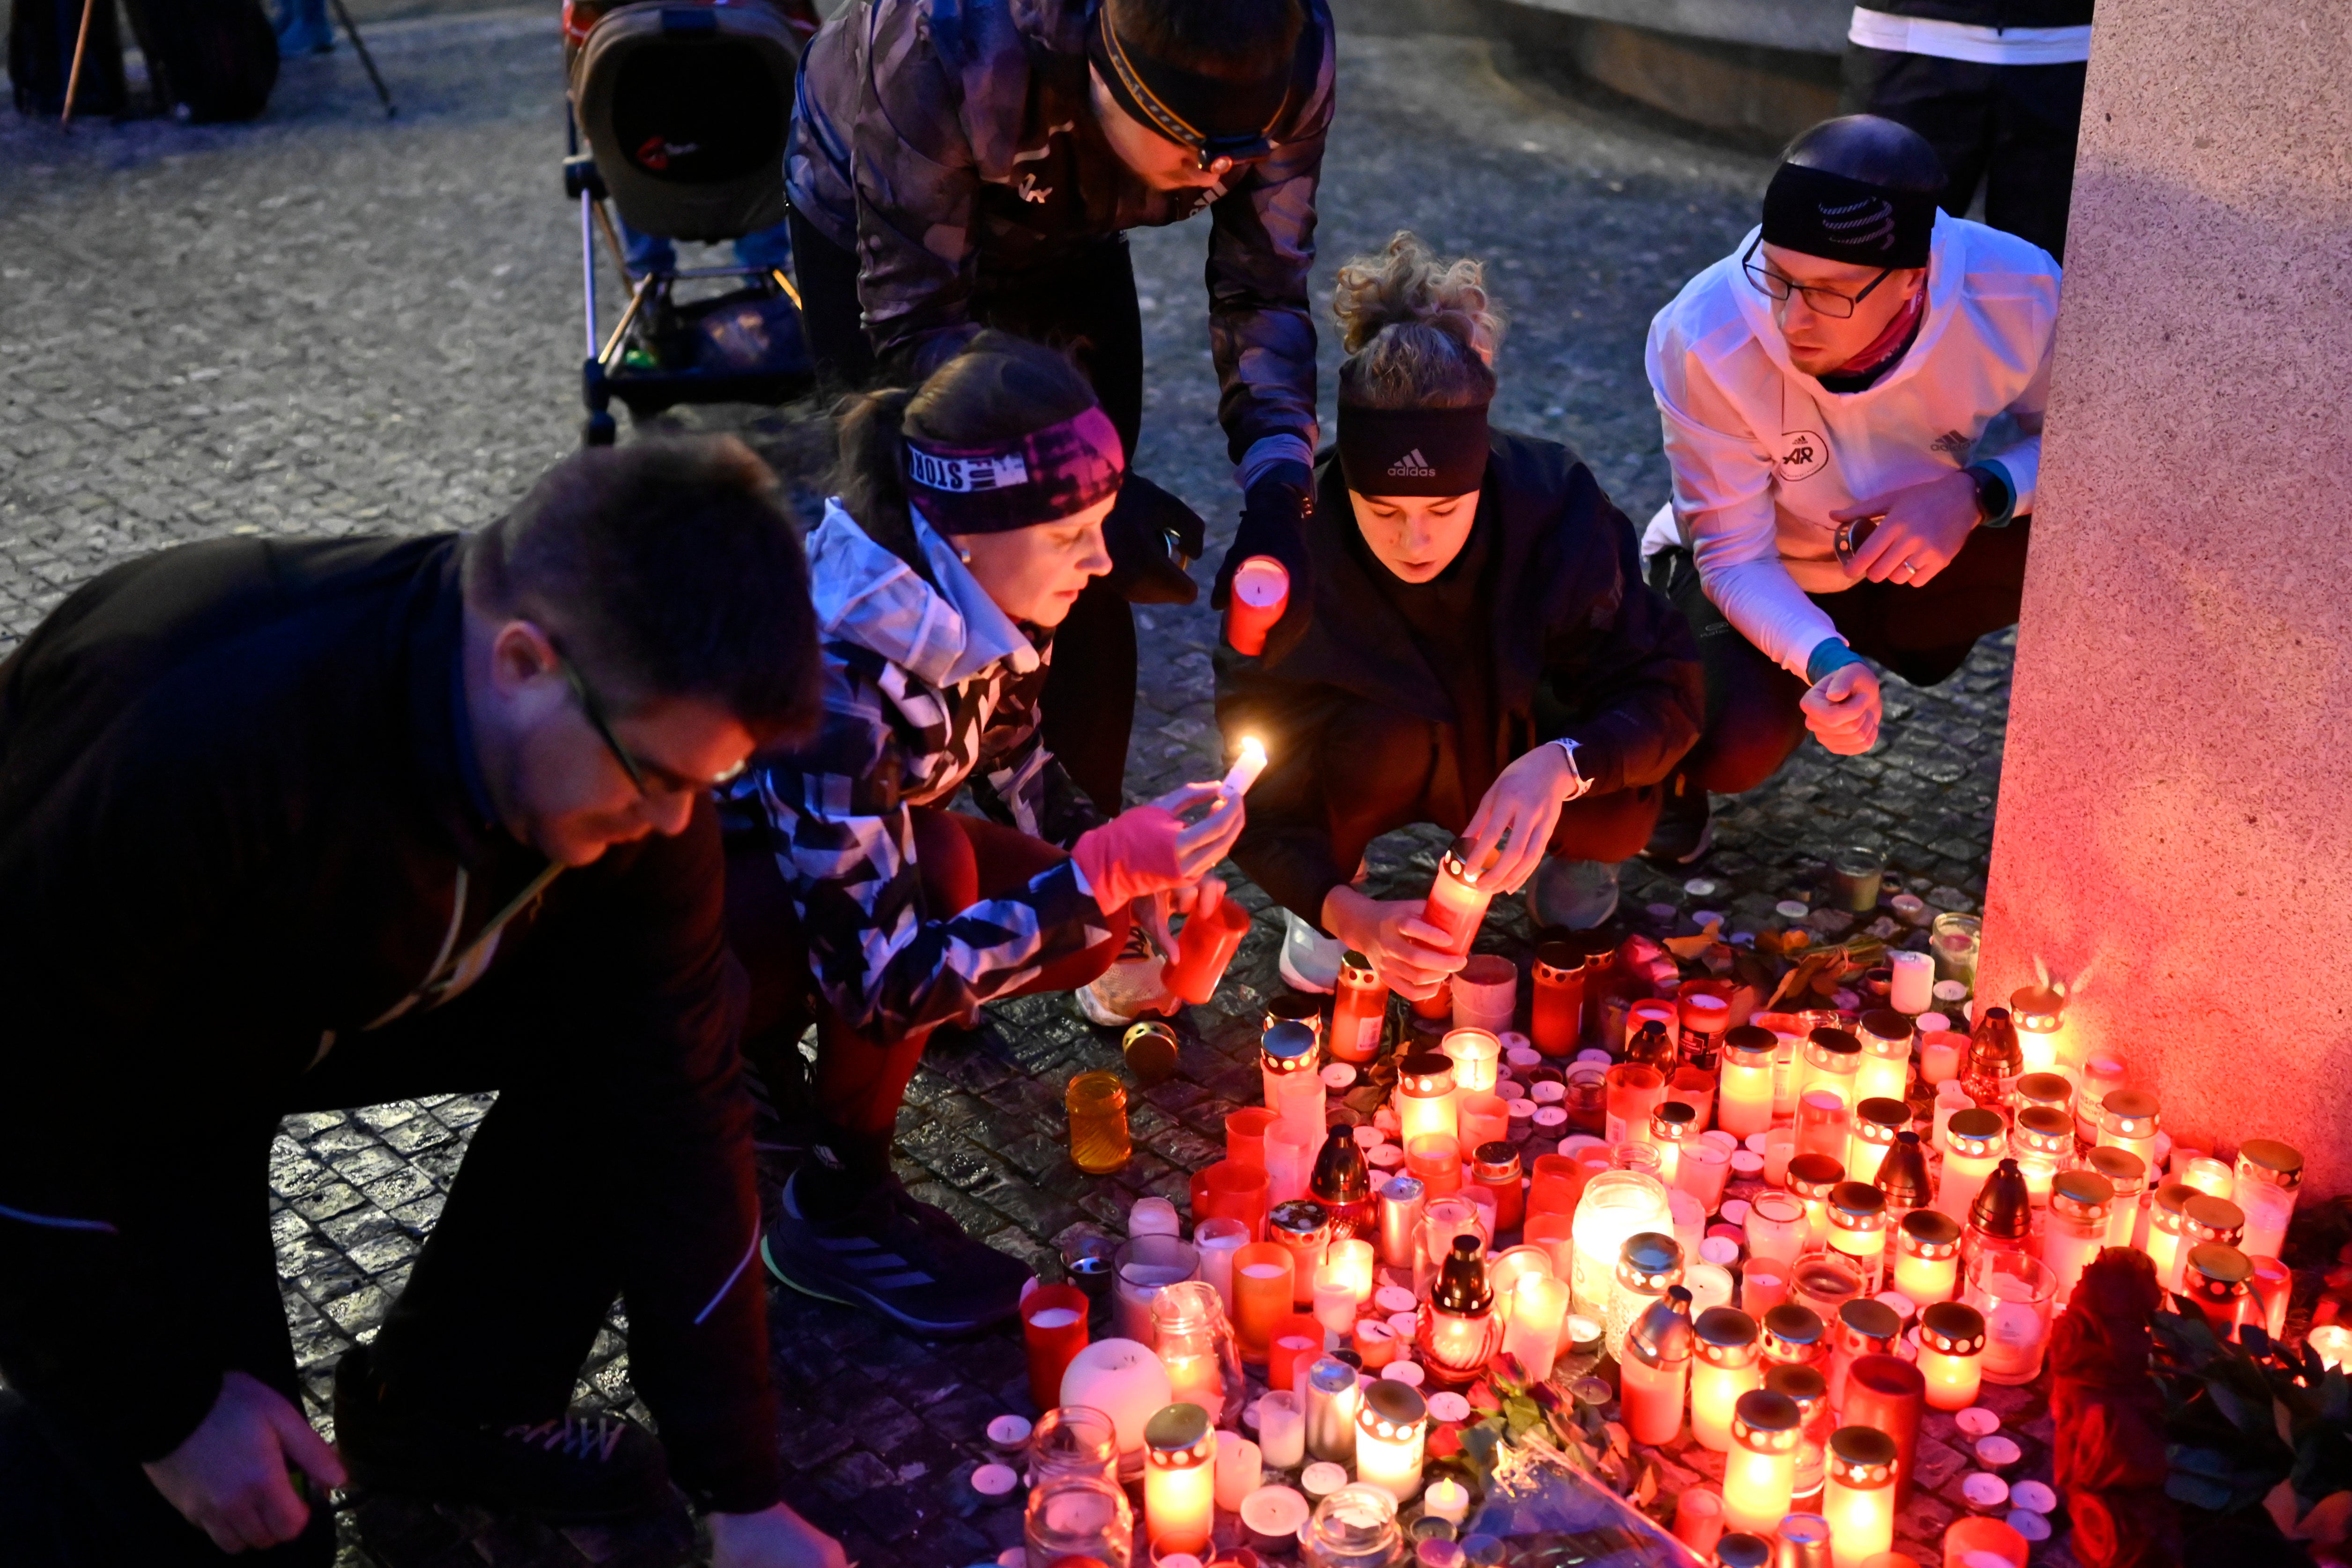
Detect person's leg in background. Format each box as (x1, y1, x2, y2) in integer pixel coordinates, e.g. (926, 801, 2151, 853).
(978, 240, 1147, 813)
(1820, 518, 2032, 688)
(1527, 780, 1671, 930)
(613, 213, 679, 280)
(768, 807, 1131, 1331)
(1841, 46, 1997, 226)
(1642, 548, 1812, 864)
(1985, 64, 2087, 260)
(787, 207, 877, 392)
(0, 1109, 336, 1567)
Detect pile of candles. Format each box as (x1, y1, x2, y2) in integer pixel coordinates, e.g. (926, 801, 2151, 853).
(1031, 858, 2313, 1568)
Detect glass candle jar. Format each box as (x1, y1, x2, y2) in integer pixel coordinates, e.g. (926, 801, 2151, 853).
(2042, 1170, 2114, 1309)
(1442, 1028, 1502, 1097)
(1854, 1011, 1914, 1107)
(1027, 1472, 1135, 1568)
(1788, 1153, 1846, 1251)
(1605, 1231, 1685, 1361)
(1405, 1134, 1463, 1198)
(1377, 1175, 1427, 1272)
(1936, 1109, 2005, 1225)
(1828, 1298, 1901, 1416)
(1719, 1026, 1778, 1138)
(1561, 1062, 1608, 1138)
(2182, 1243, 2254, 1336)
(1746, 1191, 1810, 1265)
(1621, 1286, 1696, 1447)
(1764, 1363, 1829, 1506)
(2234, 1139, 2304, 1261)
(1330, 951, 1390, 1065)
(1501, 1271, 1571, 1383)
(1300, 1487, 1403, 1568)
(1029, 1405, 1120, 1487)
(1847, 1098, 1908, 1187)
(1352, 1383, 1427, 1501)
(1529, 940, 1585, 1057)
(1068, 1071, 1132, 1173)
(2146, 1183, 2197, 1293)
(1692, 1306, 1763, 1452)
(2176, 1153, 2235, 1202)
(1418, 1235, 1501, 1388)
(1918, 1029, 1969, 1088)
(1680, 1139, 1733, 1213)
(1893, 1209, 1962, 1305)
(2086, 1145, 2149, 1251)
(1649, 1101, 1698, 1187)
(1456, 1093, 1509, 1156)
(1568, 1168, 1672, 1317)
(1788, 1252, 1866, 1334)
(1799, 1028, 1863, 1110)
(1395, 1053, 1458, 1147)
(2008, 984, 2064, 1073)
(1723, 1390, 1802, 1536)
(1823, 1426, 1899, 1568)
(1916, 1301, 1986, 1410)
(1966, 1251, 2056, 1385)
(1420, 1196, 1487, 1281)
(1115, 1234, 1203, 1344)
(1605, 1062, 1666, 1146)
(1826, 1183, 1888, 1293)
(2008, 1107, 2074, 1206)
(1152, 1280, 1236, 1420)
(1142, 1403, 1218, 1555)
(1796, 1090, 1852, 1164)
(2097, 1089, 2161, 1169)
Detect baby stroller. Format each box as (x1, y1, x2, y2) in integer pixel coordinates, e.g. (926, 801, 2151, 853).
(562, 0, 811, 444)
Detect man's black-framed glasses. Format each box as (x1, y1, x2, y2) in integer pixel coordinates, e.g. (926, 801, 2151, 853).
(555, 648, 743, 798)
(1742, 236, 1895, 321)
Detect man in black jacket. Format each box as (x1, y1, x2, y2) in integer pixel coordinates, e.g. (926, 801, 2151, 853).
(0, 440, 839, 1568)
(1839, 0, 2093, 259)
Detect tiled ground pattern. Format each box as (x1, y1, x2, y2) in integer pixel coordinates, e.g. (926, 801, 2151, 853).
(0, 10, 2028, 1566)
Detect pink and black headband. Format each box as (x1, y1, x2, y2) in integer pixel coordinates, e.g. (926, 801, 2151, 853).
(902, 405, 1126, 534)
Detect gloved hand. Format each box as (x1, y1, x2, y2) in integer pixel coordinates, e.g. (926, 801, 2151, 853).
(1071, 782, 1249, 911)
(1100, 473, 1206, 606)
(1212, 461, 1314, 663)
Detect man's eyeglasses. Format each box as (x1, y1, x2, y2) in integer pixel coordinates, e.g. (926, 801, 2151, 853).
(555, 648, 743, 799)
(1742, 237, 1895, 321)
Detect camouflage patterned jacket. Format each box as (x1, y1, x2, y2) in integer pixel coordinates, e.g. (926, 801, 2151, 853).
(787, 0, 1333, 468)
(744, 500, 1112, 1038)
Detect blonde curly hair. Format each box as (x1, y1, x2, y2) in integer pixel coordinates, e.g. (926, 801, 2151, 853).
(1331, 231, 1505, 410)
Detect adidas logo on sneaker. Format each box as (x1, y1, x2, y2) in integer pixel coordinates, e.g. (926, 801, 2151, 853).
(1387, 448, 1437, 477)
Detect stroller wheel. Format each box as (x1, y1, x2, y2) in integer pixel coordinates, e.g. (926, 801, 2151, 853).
(582, 409, 618, 447)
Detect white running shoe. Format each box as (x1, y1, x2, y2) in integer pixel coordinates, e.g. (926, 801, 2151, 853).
(1078, 924, 1176, 1026)
(1275, 907, 1343, 993)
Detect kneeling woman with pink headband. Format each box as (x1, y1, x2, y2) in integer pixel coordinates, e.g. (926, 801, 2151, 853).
(729, 332, 1246, 1336)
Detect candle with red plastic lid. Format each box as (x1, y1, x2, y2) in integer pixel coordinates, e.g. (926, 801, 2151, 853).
(1420, 836, 1495, 960)
(1162, 887, 1253, 1005)
(1224, 556, 1291, 655)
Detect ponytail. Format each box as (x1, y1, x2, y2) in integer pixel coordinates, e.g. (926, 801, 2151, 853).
(831, 385, 927, 573)
(1332, 231, 1505, 411)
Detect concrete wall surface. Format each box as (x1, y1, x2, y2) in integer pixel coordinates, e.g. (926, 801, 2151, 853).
(1498, 0, 1849, 53)
(1981, 1, 2352, 1190)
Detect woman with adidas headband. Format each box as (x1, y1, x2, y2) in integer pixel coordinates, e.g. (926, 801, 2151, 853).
(1216, 235, 1702, 996)
(729, 333, 1247, 1334)
(1637, 115, 2056, 863)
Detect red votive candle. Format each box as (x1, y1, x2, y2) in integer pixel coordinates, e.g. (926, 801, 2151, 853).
(1162, 892, 1253, 1005)
(1193, 1160, 1271, 1241)
(1224, 555, 1290, 657)
(1023, 1283, 1093, 1410)
(1531, 940, 1585, 1056)
(1840, 1353, 1925, 1510)
(1225, 1108, 1279, 1171)
(1269, 1313, 1326, 1393)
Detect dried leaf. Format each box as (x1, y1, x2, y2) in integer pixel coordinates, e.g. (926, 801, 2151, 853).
(1603, 1420, 1631, 1458)
(1662, 934, 1715, 960)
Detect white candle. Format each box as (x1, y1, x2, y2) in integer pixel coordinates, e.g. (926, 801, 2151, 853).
(1501, 1274, 1570, 1383)
(1312, 1266, 1357, 1340)
(1889, 950, 1934, 1014)
(1423, 1478, 1471, 1525)
(1130, 1196, 1183, 1237)
(1326, 1238, 1376, 1303)
(1196, 1219, 1249, 1318)
(1257, 1390, 1305, 1469)
(1213, 1432, 1261, 1509)
(1221, 736, 1269, 797)
(1061, 1338, 1176, 1461)
(1353, 1381, 1427, 1501)
(1237, 1485, 1309, 1553)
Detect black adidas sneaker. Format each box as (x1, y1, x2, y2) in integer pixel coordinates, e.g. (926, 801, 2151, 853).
(761, 1169, 1029, 1337)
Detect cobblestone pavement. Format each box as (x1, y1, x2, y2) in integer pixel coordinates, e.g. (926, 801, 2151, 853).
(2, 9, 2022, 1566)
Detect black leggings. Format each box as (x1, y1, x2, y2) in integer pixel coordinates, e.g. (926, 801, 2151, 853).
(1657, 518, 2032, 795)
(788, 211, 1146, 810)
(1841, 48, 2087, 261)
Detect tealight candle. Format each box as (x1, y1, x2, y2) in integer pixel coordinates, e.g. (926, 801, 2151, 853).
(1354, 1380, 1427, 1501)
(1501, 1273, 1571, 1383)
(1823, 1426, 1899, 1568)
(1917, 1302, 1986, 1410)
(1719, 1026, 1778, 1138)
(1685, 1261, 1736, 1318)
(1722, 1390, 1802, 1536)
(1238, 1485, 1309, 1553)
(1213, 1432, 1261, 1509)
(1297, 1460, 1348, 1501)
(1257, 1390, 1306, 1469)
(1442, 1027, 1503, 1095)
(1143, 1404, 1218, 1554)
(1422, 1478, 1470, 1526)
(1690, 1307, 1763, 1451)
(1352, 1317, 1399, 1367)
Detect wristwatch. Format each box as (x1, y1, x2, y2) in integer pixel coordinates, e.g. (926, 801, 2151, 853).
(1549, 738, 1591, 800)
(1965, 462, 2016, 528)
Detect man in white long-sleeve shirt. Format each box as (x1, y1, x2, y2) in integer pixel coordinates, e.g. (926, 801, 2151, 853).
(1638, 115, 2057, 861)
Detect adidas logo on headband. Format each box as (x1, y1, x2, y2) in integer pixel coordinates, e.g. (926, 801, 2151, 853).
(906, 448, 1031, 494)
(1387, 449, 1437, 478)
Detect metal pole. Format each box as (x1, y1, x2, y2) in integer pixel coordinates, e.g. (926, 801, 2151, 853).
(323, 0, 395, 116)
(59, 0, 99, 129)
(581, 191, 600, 361)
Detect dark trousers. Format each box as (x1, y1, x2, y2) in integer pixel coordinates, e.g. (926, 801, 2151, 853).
(1318, 700, 1670, 877)
(1842, 46, 2087, 260)
(725, 808, 1126, 1155)
(1655, 519, 2031, 794)
(0, 949, 755, 1567)
(788, 211, 1146, 811)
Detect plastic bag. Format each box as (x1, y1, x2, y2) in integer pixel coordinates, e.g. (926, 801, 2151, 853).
(1462, 1441, 1706, 1568)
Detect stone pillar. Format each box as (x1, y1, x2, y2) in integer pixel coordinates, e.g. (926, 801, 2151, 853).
(1980, 2, 2352, 1191)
